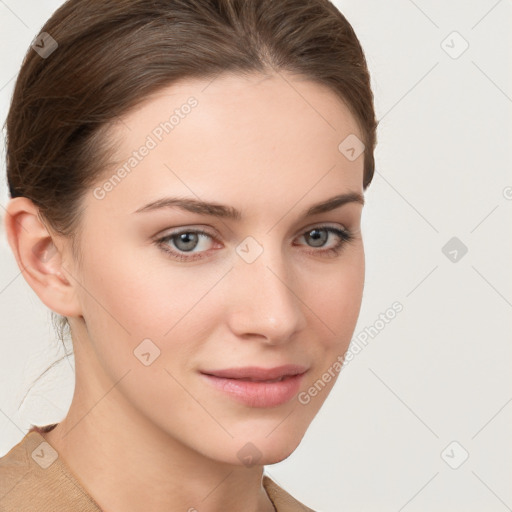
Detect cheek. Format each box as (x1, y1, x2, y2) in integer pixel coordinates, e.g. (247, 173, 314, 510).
(76, 246, 229, 373)
(307, 249, 365, 345)
(298, 257, 364, 408)
(79, 237, 222, 333)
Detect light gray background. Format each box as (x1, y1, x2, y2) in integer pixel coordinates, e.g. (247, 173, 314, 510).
(1, 1, 511, 511)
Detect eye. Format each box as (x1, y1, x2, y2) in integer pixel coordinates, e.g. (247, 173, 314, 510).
(296, 226, 354, 257)
(156, 229, 216, 261)
(155, 225, 355, 262)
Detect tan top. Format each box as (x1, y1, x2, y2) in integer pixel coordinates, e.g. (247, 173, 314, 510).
(0, 425, 315, 512)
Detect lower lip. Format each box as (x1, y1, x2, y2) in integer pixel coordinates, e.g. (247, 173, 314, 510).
(201, 372, 306, 408)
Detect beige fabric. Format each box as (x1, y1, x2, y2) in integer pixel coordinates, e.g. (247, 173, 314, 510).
(0, 431, 315, 511)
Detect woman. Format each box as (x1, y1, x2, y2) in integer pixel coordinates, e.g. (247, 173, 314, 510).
(0, 0, 377, 510)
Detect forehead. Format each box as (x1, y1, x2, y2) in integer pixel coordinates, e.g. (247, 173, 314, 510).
(92, 72, 364, 216)
(117, 71, 362, 142)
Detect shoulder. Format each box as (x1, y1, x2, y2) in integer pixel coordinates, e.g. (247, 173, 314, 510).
(0, 430, 101, 512)
(263, 474, 317, 512)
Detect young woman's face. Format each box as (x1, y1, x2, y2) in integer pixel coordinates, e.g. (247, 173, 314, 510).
(66, 72, 365, 465)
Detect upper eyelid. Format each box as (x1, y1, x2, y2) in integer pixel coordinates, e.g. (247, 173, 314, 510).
(155, 225, 354, 263)
(158, 221, 348, 238)
(157, 223, 349, 246)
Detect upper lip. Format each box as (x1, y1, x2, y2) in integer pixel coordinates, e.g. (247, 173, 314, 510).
(201, 364, 308, 381)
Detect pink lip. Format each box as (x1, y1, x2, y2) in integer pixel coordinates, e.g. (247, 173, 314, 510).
(200, 365, 308, 408)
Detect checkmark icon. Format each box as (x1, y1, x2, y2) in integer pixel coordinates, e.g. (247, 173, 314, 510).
(31, 32, 58, 58)
(441, 441, 469, 469)
(237, 442, 262, 467)
(338, 134, 365, 161)
(441, 236, 468, 263)
(31, 442, 58, 469)
(236, 236, 263, 263)
(134, 338, 161, 366)
(440, 31, 469, 59)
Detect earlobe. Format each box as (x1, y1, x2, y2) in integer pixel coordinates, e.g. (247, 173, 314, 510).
(3, 197, 82, 317)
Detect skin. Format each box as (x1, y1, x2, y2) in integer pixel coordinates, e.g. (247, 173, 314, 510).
(5, 71, 365, 512)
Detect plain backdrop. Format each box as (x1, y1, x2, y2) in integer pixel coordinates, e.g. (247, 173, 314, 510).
(1, 1, 511, 511)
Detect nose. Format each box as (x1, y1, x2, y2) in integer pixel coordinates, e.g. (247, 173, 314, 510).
(225, 243, 308, 345)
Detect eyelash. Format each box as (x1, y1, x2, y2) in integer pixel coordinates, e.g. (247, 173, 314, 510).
(155, 225, 355, 262)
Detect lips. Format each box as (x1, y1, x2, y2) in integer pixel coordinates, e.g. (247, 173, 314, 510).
(200, 364, 308, 382)
(200, 364, 308, 408)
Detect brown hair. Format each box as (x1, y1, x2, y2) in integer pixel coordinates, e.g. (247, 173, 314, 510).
(5, 0, 378, 396)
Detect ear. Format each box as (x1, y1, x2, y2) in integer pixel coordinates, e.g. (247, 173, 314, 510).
(3, 197, 82, 317)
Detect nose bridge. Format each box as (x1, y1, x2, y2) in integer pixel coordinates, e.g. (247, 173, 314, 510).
(228, 237, 306, 341)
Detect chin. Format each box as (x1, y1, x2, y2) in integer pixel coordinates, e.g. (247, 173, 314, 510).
(260, 447, 297, 465)
(255, 429, 306, 466)
(201, 425, 307, 467)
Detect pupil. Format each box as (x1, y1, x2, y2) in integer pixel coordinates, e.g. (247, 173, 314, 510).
(176, 233, 198, 252)
(308, 229, 327, 247)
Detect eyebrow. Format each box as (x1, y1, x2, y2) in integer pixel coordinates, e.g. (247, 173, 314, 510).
(133, 191, 364, 220)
